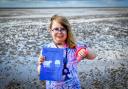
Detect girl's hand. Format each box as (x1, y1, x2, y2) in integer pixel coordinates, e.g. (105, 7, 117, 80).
(77, 48, 87, 58)
(37, 55, 45, 65)
(78, 48, 96, 60)
(37, 55, 45, 75)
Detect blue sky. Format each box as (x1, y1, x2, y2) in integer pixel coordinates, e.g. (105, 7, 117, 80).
(0, 0, 128, 8)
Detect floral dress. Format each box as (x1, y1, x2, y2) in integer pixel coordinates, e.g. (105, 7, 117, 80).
(40, 42, 87, 89)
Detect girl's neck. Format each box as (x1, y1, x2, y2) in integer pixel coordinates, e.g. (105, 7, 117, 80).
(54, 42, 66, 48)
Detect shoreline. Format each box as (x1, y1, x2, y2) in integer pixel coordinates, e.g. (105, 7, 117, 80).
(0, 8, 128, 18)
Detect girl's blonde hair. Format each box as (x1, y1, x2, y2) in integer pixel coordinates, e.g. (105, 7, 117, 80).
(49, 15, 76, 48)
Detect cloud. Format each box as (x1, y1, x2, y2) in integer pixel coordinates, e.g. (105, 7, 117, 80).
(0, 0, 127, 7)
(101, 0, 126, 2)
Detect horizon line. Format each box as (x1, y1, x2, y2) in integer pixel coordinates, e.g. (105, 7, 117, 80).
(0, 7, 128, 9)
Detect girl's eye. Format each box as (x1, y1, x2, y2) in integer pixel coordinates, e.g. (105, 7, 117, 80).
(61, 28, 66, 31)
(54, 28, 59, 31)
(52, 27, 66, 32)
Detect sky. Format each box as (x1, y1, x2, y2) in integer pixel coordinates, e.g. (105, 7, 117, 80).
(0, 0, 128, 8)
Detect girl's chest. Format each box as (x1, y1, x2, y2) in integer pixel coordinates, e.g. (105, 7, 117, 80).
(65, 49, 77, 63)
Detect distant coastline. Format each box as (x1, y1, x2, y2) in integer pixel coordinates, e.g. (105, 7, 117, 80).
(0, 7, 128, 9)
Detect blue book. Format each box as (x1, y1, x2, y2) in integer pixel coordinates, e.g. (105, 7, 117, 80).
(40, 48, 65, 81)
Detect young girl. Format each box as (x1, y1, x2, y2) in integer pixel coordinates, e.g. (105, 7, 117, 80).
(37, 15, 96, 89)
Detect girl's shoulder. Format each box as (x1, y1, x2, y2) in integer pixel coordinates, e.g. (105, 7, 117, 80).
(76, 42, 88, 49)
(41, 42, 56, 48)
(40, 42, 54, 56)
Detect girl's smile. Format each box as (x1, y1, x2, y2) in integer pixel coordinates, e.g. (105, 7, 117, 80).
(50, 20, 67, 44)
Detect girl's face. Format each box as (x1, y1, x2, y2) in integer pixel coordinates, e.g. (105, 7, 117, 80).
(50, 20, 67, 44)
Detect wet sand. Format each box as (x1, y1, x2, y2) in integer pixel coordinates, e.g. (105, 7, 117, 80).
(0, 8, 128, 89)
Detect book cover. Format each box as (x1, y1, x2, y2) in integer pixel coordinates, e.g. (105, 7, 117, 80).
(40, 48, 65, 81)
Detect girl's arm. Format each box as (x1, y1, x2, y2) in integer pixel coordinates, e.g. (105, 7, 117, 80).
(84, 48, 96, 60)
(77, 48, 96, 60)
(37, 55, 45, 74)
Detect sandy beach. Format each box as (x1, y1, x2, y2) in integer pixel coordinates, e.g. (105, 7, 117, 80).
(0, 8, 128, 89)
